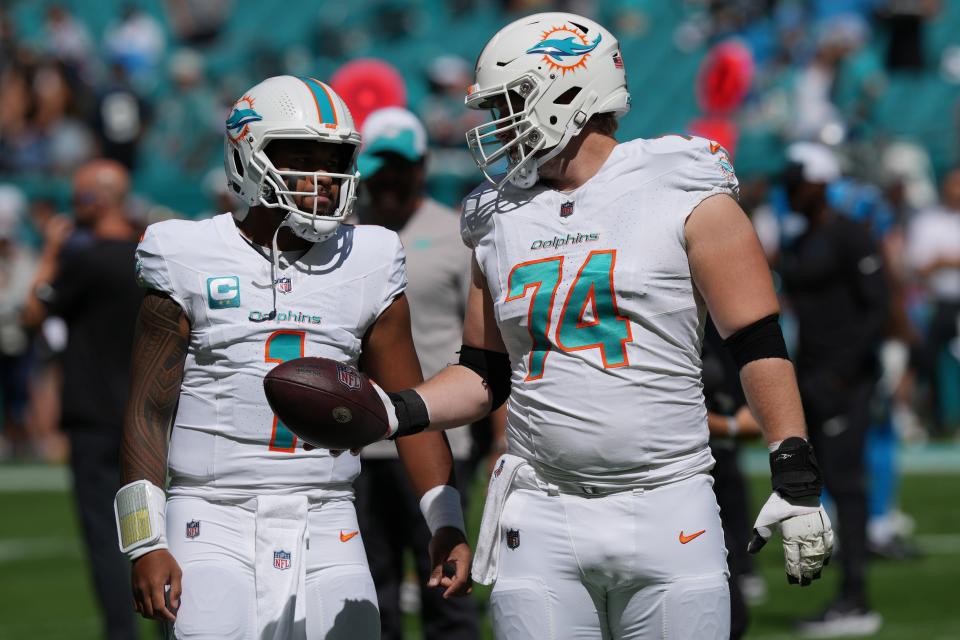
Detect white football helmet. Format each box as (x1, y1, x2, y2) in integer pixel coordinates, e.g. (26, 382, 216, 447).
(465, 13, 630, 189)
(223, 75, 360, 242)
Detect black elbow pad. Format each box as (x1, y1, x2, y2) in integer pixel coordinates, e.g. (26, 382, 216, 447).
(457, 345, 511, 410)
(722, 314, 790, 370)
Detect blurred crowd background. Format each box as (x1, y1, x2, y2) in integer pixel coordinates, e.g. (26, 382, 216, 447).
(5, 0, 958, 457)
(1, 0, 959, 637)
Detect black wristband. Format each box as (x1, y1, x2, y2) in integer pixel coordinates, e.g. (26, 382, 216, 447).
(386, 389, 430, 439)
(770, 437, 823, 499)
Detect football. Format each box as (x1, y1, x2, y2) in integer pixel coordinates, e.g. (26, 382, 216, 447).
(263, 357, 391, 450)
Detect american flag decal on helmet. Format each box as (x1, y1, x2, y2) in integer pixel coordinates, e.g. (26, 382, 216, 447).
(613, 50, 624, 69)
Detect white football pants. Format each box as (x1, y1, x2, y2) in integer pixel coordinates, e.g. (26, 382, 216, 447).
(165, 495, 379, 639)
(491, 471, 730, 640)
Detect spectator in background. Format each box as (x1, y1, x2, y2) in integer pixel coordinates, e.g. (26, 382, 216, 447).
(164, 0, 232, 47)
(21, 159, 143, 640)
(0, 60, 45, 173)
(20, 197, 69, 463)
(43, 4, 95, 83)
(791, 13, 884, 144)
(35, 59, 96, 175)
(0, 186, 36, 459)
(419, 56, 485, 207)
(103, 4, 166, 88)
(906, 167, 960, 435)
(354, 108, 479, 640)
(420, 56, 484, 149)
(777, 143, 886, 637)
(92, 63, 150, 170)
(147, 49, 220, 173)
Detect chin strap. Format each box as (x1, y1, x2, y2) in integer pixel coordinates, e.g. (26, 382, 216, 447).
(248, 223, 283, 323)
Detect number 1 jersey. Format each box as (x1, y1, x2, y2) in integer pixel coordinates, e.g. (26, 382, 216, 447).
(136, 213, 406, 500)
(461, 136, 739, 489)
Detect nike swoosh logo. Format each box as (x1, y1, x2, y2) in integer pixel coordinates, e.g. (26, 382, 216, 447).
(339, 530, 359, 542)
(679, 529, 706, 544)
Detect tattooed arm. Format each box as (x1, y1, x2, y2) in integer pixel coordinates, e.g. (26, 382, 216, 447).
(121, 290, 190, 622)
(121, 290, 191, 485)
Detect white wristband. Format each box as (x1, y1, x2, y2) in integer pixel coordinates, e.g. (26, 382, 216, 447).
(114, 479, 168, 560)
(726, 416, 738, 437)
(419, 485, 465, 536)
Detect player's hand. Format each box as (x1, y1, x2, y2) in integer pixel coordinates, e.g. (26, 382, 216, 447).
(427, 526, 473, 598)
(131, 548, 182, 621)
(748, 492, 833, 586)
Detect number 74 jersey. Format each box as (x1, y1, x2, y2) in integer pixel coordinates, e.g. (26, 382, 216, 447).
(461, 136, 739, 489)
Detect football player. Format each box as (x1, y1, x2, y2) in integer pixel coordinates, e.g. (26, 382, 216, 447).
(365, 13, 833, 639)
(114, 76, 471, 639)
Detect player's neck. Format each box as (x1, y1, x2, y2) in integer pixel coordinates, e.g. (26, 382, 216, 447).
(236, 208, 313, 251)
(539, 132, 618, 193)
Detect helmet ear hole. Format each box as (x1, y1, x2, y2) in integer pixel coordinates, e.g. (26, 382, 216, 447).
(553, 87, 582, 105)
(549, 115, 558, 125)
(233, 149, 244, 178)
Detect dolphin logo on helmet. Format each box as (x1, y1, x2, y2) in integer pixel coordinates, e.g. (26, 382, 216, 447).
(225, 107, 263, 133)
(526, 32, 601, 61)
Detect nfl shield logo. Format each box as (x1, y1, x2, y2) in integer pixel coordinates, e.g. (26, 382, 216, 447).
(185, 520, 200, 539)
(506, 529, 520, 549)
(276, 277, 292, 294)
(560, 201, 574, 218)
(273, 550, 291, 570)
(336, 363, 362, 391)
(494, 459, 505, 478)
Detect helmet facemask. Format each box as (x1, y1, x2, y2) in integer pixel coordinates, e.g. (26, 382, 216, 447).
(466, 75, 548, 190)
(246, 136, 360, 243)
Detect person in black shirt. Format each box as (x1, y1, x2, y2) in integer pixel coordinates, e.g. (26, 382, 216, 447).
(777, 143, 887, 637)
(22, 158, 143, 640)
(701, 318, 762, 640)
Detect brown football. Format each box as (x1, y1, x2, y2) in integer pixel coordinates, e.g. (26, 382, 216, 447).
(263, 357, 391, 450)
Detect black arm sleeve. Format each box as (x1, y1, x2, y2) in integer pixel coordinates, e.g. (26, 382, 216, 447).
(458, 345, 511, 410)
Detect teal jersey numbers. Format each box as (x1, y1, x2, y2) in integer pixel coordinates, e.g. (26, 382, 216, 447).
(505, 257, 563, 380)
(556, 250, 631, 368)
(506, 250, 630, 380)
(264, 330, 305, 452)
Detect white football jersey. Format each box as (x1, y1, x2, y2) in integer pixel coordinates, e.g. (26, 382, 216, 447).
(136, 213, 406, 500)
(461, 135, 739, 489)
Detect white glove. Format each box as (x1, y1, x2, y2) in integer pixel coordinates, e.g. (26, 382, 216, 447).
(371, 381, 400, 439)
(748, 491, 834, 586)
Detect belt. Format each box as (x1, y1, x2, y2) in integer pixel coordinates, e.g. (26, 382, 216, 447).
(512, 465, 637, 497)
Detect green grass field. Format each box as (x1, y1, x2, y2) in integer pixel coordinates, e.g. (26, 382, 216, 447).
(1, 465, 958, 639)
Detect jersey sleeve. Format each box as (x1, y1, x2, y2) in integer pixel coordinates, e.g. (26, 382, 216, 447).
(375, 233, 407, 318)
(645, 135, 741, 246)
(135, 223, 191, 314)
(667, 136, 738, 200)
